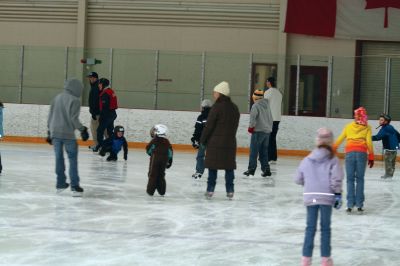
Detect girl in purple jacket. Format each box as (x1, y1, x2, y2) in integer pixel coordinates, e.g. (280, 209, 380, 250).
(294, 128, 344, 266)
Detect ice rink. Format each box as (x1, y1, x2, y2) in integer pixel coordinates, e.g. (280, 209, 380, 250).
(0, 142, 399, 266)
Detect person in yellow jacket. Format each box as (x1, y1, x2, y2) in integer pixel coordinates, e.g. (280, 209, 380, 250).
(333, 107, 374, 214)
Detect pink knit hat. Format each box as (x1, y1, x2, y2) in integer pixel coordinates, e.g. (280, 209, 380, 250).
(315, 127, 334, 146)
(354, 107, 368, 125)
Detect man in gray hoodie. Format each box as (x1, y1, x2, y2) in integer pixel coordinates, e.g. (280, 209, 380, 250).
(47, 78, 89, 196)
(243, 89, 273, 177)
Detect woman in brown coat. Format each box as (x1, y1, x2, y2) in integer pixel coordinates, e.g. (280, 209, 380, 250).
(200, 81, 240, 199)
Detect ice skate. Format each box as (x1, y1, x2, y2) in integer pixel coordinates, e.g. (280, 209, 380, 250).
(192, 172, 202, 179)
(205, 191, 213, 199)
(56, 183, 69, 194)
(261, 169, 272, 177)
(321, 257, 333, 266)
(243, 169, 255, 176)
(301, 256, 311, 266)
(346, 208, 352, 214)
(227, 192, 234, 200)
(357, 207, 364, 214)
(71, 186, 84, 197)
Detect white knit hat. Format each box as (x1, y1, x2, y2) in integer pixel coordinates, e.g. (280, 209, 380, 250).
(213, 81, 230, 96)
(315, 127, 334, 146)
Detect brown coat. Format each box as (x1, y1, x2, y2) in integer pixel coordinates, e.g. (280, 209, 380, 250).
(200, 95, 240, 170)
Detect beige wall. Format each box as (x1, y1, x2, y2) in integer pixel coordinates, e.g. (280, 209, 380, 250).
(87, 25, 279, 53)
(0, 22, 77, 47)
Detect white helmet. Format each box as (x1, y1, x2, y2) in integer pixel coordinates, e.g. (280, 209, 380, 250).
(154, 124, 168, 137)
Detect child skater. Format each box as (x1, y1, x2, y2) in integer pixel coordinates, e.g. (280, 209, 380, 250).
(0, 101, 3, 174)
(99, 125, 128, 161)
(333, 107, 374, 213)
(294, 128, 343, 266)
(191, 99, 212, 179)
(146, 124, 173, 196)
(372, 113, 400, 179)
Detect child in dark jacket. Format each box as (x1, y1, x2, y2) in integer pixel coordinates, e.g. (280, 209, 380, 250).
(191, 99, 212, 179)
(99, 125, 128, 161)
(294, 128, 343, 266)
(146, 124, 173, 196)
(372, 114, 400, 179)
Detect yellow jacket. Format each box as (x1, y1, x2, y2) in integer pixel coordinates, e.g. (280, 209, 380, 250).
(333, 122, 374, 160)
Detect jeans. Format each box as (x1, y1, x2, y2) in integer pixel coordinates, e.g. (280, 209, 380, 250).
(195, 145, 206, 174)
(303, 205, 332, 257)
(53, 138, 80, 188)
(207, 169, 235, 193)
(345, 152, 367, 208)
(248, 131, 270, 172)
(384, 149, 397, 177)
(268, 121, 279, 161)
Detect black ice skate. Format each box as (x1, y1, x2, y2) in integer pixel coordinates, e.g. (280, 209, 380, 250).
(261, 169, 272, 177)
(107, 153, 117, 161)
(192, 172, 202, 179)
(243, 169, 255, 176)
(56, 183, 69, 194)
(71, 186, 84, 197)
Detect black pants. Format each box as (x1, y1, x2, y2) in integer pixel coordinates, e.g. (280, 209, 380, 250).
(97, 114, 116, 148)
(268, 121, 280, 161)
(0, 153, 2, 173)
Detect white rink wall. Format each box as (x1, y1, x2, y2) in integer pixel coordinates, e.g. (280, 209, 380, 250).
(3, 103, 399, 154)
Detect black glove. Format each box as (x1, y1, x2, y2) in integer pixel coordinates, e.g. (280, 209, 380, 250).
(46, 130, 52, 145)
(91, 114, 97, 120)
(166, 158, 173, 169)
(124, 153, 128, 161)
(80, 126, 89, 141)
(191, 137, 199, 149)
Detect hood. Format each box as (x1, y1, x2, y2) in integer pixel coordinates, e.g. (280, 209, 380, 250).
(256, 98, 269, 108)
(349, 121, 369, 134)
(64, 78, 83, 97)
(307, 147, 332, 163)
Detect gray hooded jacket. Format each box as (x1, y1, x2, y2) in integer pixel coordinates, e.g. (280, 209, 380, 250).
(249, 98, 273, 133)
(48, 78, 85, 139)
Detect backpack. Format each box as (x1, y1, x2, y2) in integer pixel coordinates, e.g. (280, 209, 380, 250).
(100, 88, 118, 110)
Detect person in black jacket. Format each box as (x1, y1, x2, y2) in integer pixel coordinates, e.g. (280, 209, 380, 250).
(191, 99, 212, 179)
(87, 72, 100, 150)
(99, 125, 128, 161)
(95, 78, 117, 151)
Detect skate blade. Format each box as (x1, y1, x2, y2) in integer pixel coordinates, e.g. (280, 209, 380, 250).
(72, 191, 83, 197)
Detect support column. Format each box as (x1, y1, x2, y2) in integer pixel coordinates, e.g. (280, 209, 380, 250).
(277, 0, 288, 113)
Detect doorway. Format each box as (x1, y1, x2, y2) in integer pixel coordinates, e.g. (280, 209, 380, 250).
(289, 66, 327, 117)
(251, 63, 277, 109)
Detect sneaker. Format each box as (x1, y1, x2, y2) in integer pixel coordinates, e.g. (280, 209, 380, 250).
(192, 173, 202, 179)
(243, 169, 255, 176)
(261, 170, 272, 177)
(321, 257, 333, 266)
(205, 191, 213, 199)
(227, 192, 234, 200)
(56, 183, 69, 194)
(71, 186, 84, 197)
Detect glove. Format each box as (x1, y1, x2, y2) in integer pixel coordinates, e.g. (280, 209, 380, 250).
(368, 160, 374, 168)
(334, 193, 342, 209)
(124, 153, 128, 161)
(80, 126, 89, 141)
(248, 127, 255, 134)
(46, 130, 52, 145)
(191, 137, 199, 149)
(91, 114, 97, 120)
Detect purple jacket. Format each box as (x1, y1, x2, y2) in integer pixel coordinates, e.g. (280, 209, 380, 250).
(294, 148, 343, 206)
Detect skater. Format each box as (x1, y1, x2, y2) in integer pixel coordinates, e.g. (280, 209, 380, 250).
(372, 113, 400, 179)
(200, 81, 240, 199)
(47, 78, 89, 196)
(243, 89, 273, 177)
(146, 124, 173, 196)
(263, 77, 282, 163)
(191, 99, 212, 179)
(333, 107, 374, 213)
(0, 101, 3, 174)
(295, 128, 343, 266)
(95, 78, 118, 152)
(87, 72, 100, 151)
(99, 125, 128, 161)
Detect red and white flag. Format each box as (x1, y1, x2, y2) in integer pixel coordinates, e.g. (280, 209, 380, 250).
(285, 0, 400, 41)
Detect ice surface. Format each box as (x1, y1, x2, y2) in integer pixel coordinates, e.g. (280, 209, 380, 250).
(0, 143, 399, 266)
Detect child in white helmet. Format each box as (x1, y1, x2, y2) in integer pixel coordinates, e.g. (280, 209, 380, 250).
(146, 124, 173, 196)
